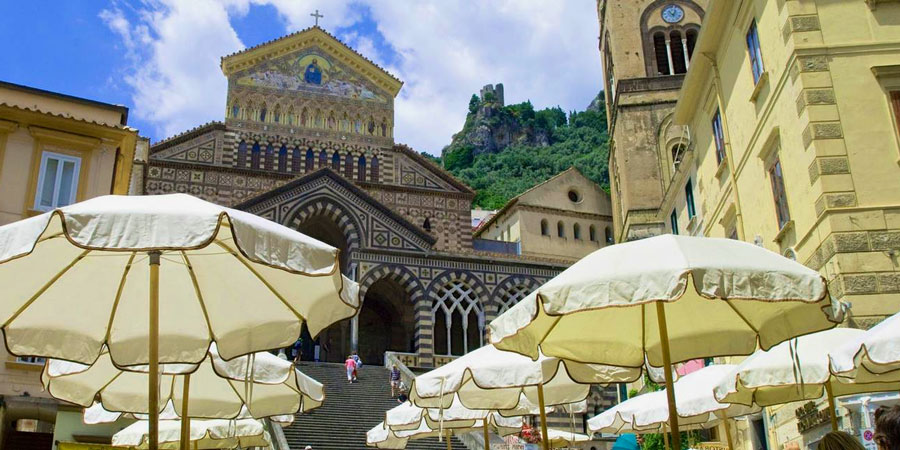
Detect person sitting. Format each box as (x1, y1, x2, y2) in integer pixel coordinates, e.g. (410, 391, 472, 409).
(396, 383, 409, 403)
(818, 431, 865, 450)
(875, 404, 900, 450)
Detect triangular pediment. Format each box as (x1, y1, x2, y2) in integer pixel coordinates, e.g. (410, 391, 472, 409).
(221, 27, 402, 98)
(236, 169, 436, 252)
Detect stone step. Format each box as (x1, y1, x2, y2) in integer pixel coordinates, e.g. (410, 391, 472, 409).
(284, 362, 465, 450)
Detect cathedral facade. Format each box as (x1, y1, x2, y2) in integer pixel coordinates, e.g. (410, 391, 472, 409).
(131, 26, 571, 369)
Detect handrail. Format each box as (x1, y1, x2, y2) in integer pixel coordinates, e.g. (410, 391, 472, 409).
(383, 351, 417, 390)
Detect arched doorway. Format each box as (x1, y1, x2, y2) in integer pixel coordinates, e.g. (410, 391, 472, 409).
(293, 212, 353, 363)
(358, 277, 415, 365)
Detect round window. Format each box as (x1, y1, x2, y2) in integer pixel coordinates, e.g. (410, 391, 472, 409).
(568, 190, 581, 203)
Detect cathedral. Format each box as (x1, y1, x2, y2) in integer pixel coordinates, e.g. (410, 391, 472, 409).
(131, 26, 601, 370)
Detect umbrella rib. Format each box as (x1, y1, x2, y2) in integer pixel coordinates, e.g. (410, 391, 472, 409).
(180, 252, 216, 342)
(104, 252, 136, 344)
(3, 249, 91, 328)
(212, 240, 308, 323)
(723, 299, 760, 334)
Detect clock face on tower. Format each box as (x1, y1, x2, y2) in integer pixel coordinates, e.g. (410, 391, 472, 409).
(662, 4, 685, 23)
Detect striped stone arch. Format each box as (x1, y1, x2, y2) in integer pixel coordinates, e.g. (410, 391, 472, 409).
(358, 264, 424, 306)
(285, 197, 364, 252)
(490, 275, 541, 319)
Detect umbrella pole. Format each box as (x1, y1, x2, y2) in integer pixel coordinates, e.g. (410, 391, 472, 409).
(656, 301, 681, 450)
(536, 383, 550, 450)
(483, 421, 490, 450)
(663, 429, 670, 450)
(723, 418, 735, 450)
(446, 429, 452, 450)
(149, 251, 161, 450)
(825, 381, 838, 431)
(180, 373, 191, 450)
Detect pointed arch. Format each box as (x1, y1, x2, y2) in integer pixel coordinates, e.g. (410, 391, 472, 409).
(357, 155, 367, 182)
(370, 156, 380, 183)
(250, 142, 261, 169)
(278, 145, 288, 172)
(236, 140, 248, 167)
(318, 149, 327, 168)
(331, 151, 341, 171)
(344, 153, 354, 178)
(292, 147, 302, 172)
(304, 148, 314, 172)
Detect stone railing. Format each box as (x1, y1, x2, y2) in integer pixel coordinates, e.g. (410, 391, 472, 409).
(264, 418, 291, 450)
(384, 351, 418, 389)
(434, 354, 459, 367)
(696, 442, 728, 450)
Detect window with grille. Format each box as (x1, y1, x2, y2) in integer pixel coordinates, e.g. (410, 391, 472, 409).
(34, 151, 80, 211)
(433, 281, 483, 356)
(498, 284, 530, 314)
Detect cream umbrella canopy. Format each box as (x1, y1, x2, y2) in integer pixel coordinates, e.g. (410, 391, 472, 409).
(371, 400, 526, 450)
(43, 344, 324, 420)
(490, 235, 839, 450)
(83, 402, 295, 426)
(112, 418, 269, 449)
(409, 344, 640, 409)
(714, 328, 900, 431)
(830, 312, 900, 384)
(0, 193, 359, 450)
(544, 429, 591, 448)
(588, 364, 758, 449)
(408, 344, 639, 448)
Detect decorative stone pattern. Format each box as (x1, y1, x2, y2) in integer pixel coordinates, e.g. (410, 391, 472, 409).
(802, 122, 844, 148)
(790, 15, 821, 33)
(796, 88, 836, 115)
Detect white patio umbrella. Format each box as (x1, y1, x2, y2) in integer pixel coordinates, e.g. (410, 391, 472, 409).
(112, 418, 268, 449)
(408, 344, 640, 444)
(715, 327, 900, 431)
(830, 312, 900, 384)
(589, 365, 757, 450)
(83, 401, 295, 426)
(387, 393, 585, 449)
(545, 428, 591, 448)
(43, 343, 323, 440)
(0, 193, 360, 449)
(371, 402, 524, 450)
(490, 235, 840, 450)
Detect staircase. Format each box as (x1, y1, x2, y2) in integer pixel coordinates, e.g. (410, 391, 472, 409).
(284, 362, 466, 450)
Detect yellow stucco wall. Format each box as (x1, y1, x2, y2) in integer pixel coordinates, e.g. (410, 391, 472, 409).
(476, 168, 615, 261)
(672, 1, 900, 448)
(0, 85, 138, 417)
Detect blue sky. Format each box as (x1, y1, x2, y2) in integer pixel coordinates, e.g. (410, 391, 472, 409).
(0, 1, 604, 155)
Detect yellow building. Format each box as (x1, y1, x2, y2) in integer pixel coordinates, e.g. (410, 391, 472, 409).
(670, 1, 900, 448)
(474, 167, 615, 262)
(0, 80, 138, 448)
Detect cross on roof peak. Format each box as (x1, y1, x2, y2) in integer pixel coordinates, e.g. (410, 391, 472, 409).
(310, 9, 324, 27)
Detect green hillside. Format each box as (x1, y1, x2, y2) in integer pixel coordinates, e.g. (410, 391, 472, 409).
(436, 92, 610, 209)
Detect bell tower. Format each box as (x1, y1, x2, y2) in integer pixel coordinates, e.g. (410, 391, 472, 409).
(597, 0, 705, 242)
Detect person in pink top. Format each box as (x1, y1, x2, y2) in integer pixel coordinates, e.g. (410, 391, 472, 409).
(345, 355, 357, 383)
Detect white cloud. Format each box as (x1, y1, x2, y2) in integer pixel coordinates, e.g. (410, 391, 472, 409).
(103, 1, 603, 154)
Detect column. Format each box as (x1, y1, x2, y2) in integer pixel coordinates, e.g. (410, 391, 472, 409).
(665, 38, 675, 75)
(682, 39, 691, 70)
(350, 263, 359, 352)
